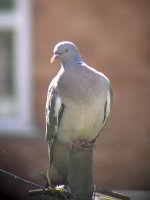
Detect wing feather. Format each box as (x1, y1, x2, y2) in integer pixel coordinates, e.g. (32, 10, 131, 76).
(45, 83, 64, 149)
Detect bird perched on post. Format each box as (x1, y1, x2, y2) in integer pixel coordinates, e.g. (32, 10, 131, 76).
(45, 41, 112, 186)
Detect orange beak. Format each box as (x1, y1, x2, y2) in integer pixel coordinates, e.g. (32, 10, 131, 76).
(50, 54, 59, 63)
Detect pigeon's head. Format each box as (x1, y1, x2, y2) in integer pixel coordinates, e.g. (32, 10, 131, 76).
(51, 41, 83, 65)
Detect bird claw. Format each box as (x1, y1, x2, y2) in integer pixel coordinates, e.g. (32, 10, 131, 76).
(40, 169, 52, 188)
(69, 140, 95, 151)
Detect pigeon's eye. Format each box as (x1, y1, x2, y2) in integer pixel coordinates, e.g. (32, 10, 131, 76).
(65, 49, 68, 52)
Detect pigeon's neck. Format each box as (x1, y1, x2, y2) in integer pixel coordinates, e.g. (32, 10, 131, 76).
(61, 55, 84, 69)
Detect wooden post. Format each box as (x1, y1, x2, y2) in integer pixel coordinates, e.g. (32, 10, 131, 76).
(68, 149, 93, 200)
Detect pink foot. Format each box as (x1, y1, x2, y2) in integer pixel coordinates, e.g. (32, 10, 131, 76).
(69, 139, 95, 151)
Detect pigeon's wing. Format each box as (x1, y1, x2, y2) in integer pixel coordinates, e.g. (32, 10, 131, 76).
(103, 83, 113, 124)
(91, 82, 113, 143)
(45, 80, 68, 185)
(45, 82, 64, 150)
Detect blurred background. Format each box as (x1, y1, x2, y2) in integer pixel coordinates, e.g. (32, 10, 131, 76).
(0, 0, 150, 199)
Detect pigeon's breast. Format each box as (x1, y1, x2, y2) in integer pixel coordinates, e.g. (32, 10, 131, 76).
(57, 99, 106, 143)
(57, 67, 109, 106)
(56, 67, 110, 143)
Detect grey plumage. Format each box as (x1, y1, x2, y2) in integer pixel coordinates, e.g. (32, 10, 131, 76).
(45, 41, 113, 185)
